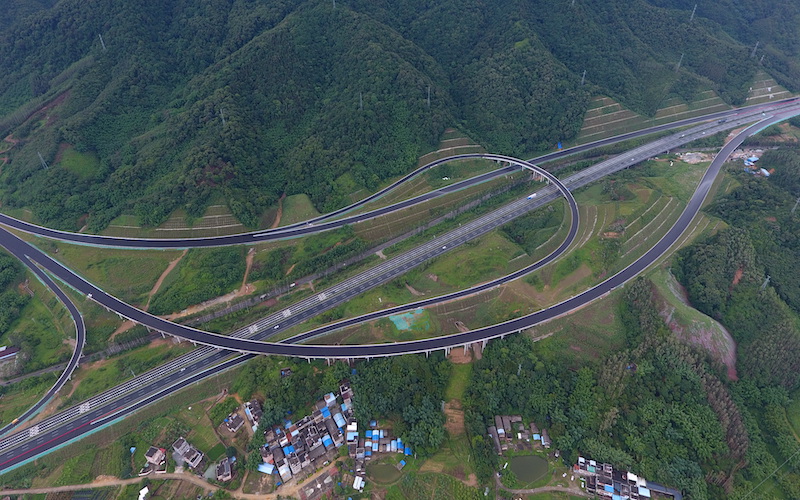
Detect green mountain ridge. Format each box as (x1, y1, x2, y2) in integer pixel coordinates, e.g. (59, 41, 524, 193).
(0, 0, 798, 230)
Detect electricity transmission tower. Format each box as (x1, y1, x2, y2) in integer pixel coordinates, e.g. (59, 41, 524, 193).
(37, 152, 49, 170)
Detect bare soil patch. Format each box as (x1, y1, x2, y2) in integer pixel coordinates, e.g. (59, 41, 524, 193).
(444, 399, 466, 436)
(732, 267, 744, 286)
(447, 343, 473, 364)
(420, 460, 445, 473)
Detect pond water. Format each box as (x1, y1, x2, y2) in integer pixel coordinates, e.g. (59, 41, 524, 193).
(510, 455, 548, 484)
(368, 463, 402, 483)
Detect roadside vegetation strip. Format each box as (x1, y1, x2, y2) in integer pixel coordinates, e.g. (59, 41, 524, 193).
(0, 257, 85, 437)
(621, 200, 684, 259)
(621, 192, 665, 237)
(621, 197, 676, 253)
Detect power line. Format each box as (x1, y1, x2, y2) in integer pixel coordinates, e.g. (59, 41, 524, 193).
(742, 446, 800, 499)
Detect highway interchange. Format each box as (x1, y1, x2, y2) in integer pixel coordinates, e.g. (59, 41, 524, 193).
(0, 99, 799, 474)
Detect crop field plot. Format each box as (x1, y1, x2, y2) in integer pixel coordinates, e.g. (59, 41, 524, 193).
(388, 471, 483, 500)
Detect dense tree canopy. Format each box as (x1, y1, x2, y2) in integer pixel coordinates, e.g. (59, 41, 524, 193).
(1, 0, 797, 230)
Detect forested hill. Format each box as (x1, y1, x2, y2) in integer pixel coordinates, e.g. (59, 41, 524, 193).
(0, 1, 798, 231)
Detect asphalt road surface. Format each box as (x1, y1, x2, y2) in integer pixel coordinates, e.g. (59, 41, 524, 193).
(1, 103, 798, 474)
(0, 258, 85, 436)
(0, 106, 781, 358)
(0, 97, 796, 249)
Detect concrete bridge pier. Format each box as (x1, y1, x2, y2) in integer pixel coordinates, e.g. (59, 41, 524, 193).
(444, 347, 451, 357)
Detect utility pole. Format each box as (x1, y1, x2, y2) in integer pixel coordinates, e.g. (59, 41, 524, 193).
(37, 152, 48, 170)
(98, 34, 106, 51)
(580, 69, 586, 85)
(426, 86, 431, 108)
(675, 53, 684, 72)
(689, 4, 697, 22)
(751, 41, 760, 58)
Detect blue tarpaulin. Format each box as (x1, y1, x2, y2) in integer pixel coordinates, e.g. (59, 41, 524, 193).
(258, 463, 275, 474)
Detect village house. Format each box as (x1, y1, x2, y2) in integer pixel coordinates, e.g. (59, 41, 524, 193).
(224, 411, 245, 434)
(172, 437, 204, 470)
(216, 457, 233, 482)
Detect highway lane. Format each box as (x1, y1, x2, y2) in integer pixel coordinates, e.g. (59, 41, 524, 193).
(0, 257, 85, 436)
(1, 107, 798, 474)
(0, 156, 576, 467)
(0, 110, 784, 360)
(0, 98, 796, 249)
(0, 156, 576, 355)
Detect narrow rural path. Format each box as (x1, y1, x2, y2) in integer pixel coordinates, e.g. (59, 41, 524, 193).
(110, 249, 188, 339)
(0, 471, 308, 499)
(164, 247, 256, 322)
(270, 193, 286, 228)
(145, 249, 188, 311)
(0, 473, 217, 496)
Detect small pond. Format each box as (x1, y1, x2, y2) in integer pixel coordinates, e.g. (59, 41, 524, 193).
(510, 455, 548, 484)
(368, 462, 402, 484)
